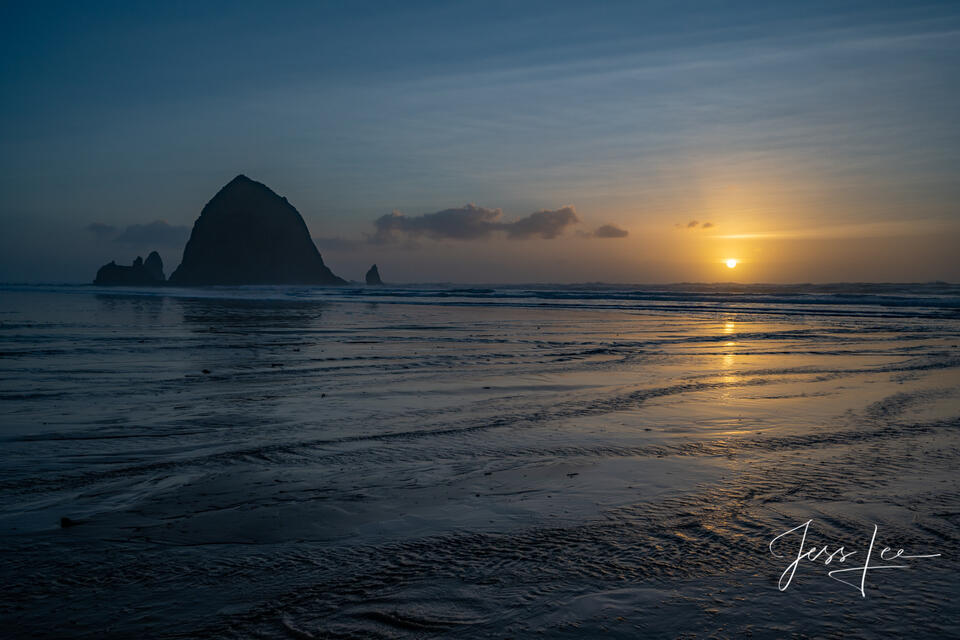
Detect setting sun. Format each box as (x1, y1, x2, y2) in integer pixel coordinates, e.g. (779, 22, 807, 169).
(726, 259, 738, 269)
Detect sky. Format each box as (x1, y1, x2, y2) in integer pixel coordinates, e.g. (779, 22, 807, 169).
(1, 0, 958, 283)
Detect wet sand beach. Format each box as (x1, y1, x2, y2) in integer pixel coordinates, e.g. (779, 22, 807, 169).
(1, 284, 958, 638)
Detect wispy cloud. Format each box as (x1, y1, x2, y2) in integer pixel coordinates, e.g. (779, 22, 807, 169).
(676, 220, 715, 230)
(713, 219, 954, 241)
(113, 220, 190, 246)
(85, 219, 189, 245)
(84, 222, 118, 238)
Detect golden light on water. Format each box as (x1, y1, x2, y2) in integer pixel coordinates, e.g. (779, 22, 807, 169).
(726, 259, 738, 269)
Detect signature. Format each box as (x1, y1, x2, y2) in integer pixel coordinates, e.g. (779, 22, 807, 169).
(769, 520, 941, 597)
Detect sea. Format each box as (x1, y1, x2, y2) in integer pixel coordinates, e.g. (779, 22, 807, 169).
(1, 282, 958, 638)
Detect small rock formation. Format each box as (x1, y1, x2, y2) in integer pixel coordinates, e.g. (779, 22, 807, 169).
(143, 251, 165, 281)
(93, 252, 166, 285)
(169, 175, 345, 285)
(365, 264, 383, 285)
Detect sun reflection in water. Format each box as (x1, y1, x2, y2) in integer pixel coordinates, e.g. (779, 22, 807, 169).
(720, 320, 738, 389)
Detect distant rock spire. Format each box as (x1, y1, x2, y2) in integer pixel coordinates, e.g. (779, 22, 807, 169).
(144, 251, 165, 281)
(365, 264, 383, 285)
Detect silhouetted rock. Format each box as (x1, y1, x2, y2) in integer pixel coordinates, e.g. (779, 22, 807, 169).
(365, 264, 383, 285)
(144, 251, 165, 281)
(93, 252, 166, 285)
(169, 175, 345, 285)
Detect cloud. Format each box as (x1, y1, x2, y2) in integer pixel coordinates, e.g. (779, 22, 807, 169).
(372, 204, 502, 242)
(592, 224, 629, 238)
(675, 220, 715, 230)
(114, 220, 190, 246)
(313, 235, 361, 251)
(84, 222, 118, 238)
(371, 204, 581, 243)
(505, 206, 581, 239)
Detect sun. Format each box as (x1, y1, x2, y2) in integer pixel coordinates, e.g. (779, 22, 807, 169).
(725, 258, 738, 269)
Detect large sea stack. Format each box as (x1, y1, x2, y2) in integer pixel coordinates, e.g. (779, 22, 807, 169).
(169, 175, 345, 285)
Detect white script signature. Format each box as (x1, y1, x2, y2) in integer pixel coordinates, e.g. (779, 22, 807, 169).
(769, 520, 941, 597)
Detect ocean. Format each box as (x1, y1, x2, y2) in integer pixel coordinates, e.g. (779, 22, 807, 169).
(1, 283, 958, 638)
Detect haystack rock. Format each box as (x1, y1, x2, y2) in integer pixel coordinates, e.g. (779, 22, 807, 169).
(365, 264, 383, 285)
(94, 251, 166, 285)
(169, 175, 345, 285)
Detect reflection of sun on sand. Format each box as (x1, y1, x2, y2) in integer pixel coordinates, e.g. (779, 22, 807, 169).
(721, 342, 738, 389)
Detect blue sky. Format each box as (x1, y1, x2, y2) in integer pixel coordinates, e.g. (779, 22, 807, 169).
(1, 1, 958, 282)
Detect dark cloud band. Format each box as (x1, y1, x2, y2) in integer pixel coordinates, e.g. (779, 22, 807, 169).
(371, 204, 582, 243)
